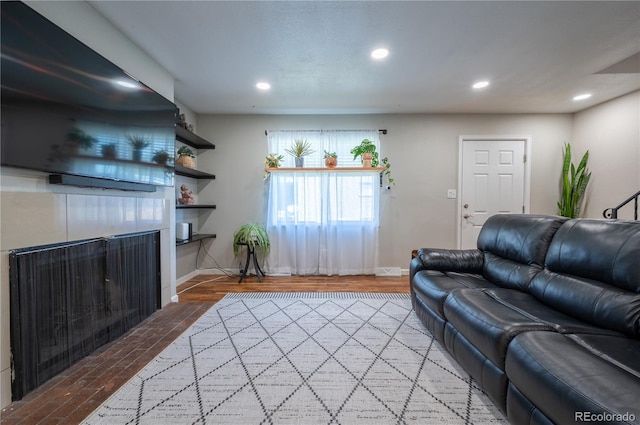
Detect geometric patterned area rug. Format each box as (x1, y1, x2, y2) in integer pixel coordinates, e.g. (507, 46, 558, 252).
(83, 293, 507, 424)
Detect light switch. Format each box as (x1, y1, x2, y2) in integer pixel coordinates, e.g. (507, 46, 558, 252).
(447, 189, 457, 199)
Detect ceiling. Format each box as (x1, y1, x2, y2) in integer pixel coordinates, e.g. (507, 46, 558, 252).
(88, 1, 640, 115)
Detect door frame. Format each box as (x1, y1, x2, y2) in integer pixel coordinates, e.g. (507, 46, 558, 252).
(457, 135, 532, 248)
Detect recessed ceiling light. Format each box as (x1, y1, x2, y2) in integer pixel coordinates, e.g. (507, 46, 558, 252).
(472, 81, 490, 89)
(256, 82, 271, 90)
(573, 93, 592, 101)
(371, 48, 389, 60)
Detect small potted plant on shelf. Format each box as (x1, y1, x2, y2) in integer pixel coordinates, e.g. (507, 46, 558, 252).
(66, 127, 96, 154)
(101, 143, 117, 159)
(176, 146, 195, 169)
(285, 139, 314, 167)
(127, 135, 150, 162)
(324, 150, 337, 168)
(232, 223, 270, 256)
(350, 139, 394, 185)
(265, 153, 284, 168)
(152, 150, 171, 165)
(350, 138, 378, 167)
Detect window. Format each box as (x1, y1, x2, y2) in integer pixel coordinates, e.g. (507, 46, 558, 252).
(265, 130, 381, 275)
(266, 130, 380, 226)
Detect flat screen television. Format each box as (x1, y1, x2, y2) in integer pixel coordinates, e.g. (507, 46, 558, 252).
(1, 2, 176, 190)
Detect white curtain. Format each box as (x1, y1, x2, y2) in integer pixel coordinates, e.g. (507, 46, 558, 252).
(266, 130, 380, 275)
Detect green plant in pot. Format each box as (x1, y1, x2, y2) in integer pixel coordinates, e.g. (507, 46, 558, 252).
(350, 139, 394, 185)
(101, 143, 117, 159)
(152, 150, 171, 165)
(323, 150, 337, 168)
(232, 223, 270, 256)
(176, 145, 195, 168)
(557, 143, 591, 218)
(285, 139, 314, 167)
(127, 135, 150, 161)
(350, 138, 379, 167)
(265, 153, 284, 168)
(66, 127, 96, 152)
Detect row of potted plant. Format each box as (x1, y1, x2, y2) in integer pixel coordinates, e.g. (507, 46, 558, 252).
(97, 145, 180, 166)
(264, 138, 393, 185)
(264, 150, 338, 168)
(65, 128, 183, 165)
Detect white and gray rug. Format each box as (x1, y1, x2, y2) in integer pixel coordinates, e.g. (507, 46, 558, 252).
(84, 293, 507, 424)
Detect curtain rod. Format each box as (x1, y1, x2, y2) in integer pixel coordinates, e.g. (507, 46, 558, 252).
(265, 129, 387, 136)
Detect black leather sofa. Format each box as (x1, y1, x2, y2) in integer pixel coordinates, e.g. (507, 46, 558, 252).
(410, 214, 640, 425)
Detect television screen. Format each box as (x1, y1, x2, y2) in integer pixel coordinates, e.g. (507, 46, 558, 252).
(1, 2, 176, 188)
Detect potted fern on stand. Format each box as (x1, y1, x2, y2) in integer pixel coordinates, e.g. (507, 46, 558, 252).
(557, 143, 591, 218)
(233, 223, 270, 282)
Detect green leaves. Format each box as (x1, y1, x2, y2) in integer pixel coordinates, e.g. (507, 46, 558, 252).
(233, 223, 270, 256)
(177, 146, 195, 158)
(285, 139, 314, 158)
(350, 138, 395, 185)
(350, 139, 379, 165)
(557, 143, 591, 218)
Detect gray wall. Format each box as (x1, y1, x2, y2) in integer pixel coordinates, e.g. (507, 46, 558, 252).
(187, 113, 573, 276)
(572, 91, 640, 219)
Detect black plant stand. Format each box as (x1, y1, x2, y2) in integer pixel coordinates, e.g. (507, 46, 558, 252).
(238, 243, 264, 283)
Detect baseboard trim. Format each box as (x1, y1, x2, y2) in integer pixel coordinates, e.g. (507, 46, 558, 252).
(176, 269, 200, 286)
(375, 267, 402, 277)
(176, 267, 409, 286)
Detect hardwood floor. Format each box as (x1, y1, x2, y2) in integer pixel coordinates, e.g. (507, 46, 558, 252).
(177, 274, 409, 303)
(1, 274, 409, 424)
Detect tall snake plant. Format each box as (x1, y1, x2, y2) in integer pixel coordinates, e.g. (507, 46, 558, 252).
(557, 143, 591, 218)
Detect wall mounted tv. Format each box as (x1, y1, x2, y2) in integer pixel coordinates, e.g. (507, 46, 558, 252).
(1, 2, 176, 191)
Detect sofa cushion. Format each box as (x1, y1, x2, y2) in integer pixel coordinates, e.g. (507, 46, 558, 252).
(417, 248, 484, 273)
(529, 219, 640, 338)
(506, 332, 640, 425)
(483, 289, 625, 336)
(443, 289, 555, 368)
(477, 214, 567, 291)
(412, 270, 495, 317)
(506, 384, 555, 425)
(443, 288, 623, 368)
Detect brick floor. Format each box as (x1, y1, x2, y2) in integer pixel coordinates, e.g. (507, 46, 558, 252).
(1, 302, 213, 425)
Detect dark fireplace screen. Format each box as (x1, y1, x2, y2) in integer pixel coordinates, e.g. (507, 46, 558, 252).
(9, 231, 160, 400)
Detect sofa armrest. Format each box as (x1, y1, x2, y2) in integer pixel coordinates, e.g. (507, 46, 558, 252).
(416, 248, 484, 274)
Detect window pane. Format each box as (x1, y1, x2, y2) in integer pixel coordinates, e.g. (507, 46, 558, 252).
(266, 130, 380, 226)
(269, 173, 377, 225)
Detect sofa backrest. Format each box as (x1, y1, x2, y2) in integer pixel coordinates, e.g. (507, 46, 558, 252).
(529, 219, 640, 338)
(477, 214, 568, 291)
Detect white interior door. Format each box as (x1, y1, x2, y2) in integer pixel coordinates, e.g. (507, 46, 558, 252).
(459, 138, 527, 249)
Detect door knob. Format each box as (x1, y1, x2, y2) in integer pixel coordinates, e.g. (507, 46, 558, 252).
(463, 204, 469, 209)
(463, 214, 472, 219)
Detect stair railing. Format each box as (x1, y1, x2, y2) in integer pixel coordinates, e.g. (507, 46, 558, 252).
(603, 190, 640, 219)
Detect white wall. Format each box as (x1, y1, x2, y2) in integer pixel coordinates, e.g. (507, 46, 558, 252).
(0, 1, 177, 408)
(572, 91, 640, 219)
(192, 113, 573, 275)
